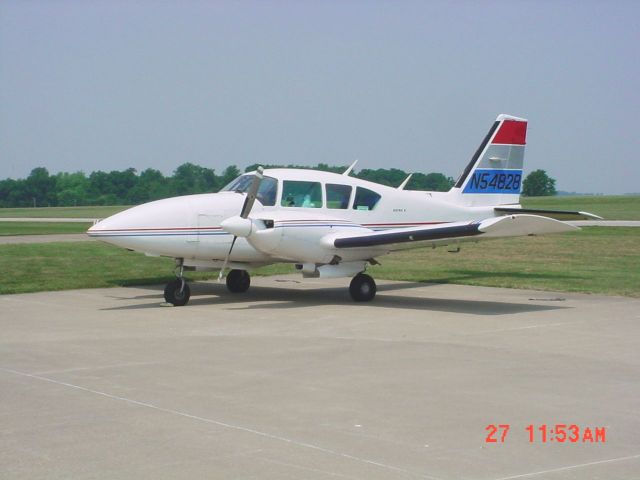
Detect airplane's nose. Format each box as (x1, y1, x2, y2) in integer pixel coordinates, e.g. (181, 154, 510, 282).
(86, 196, 194, 251)
(86, 193, 245, 254)
(86, 221, 100, 236)
(86, 220, 105, 238)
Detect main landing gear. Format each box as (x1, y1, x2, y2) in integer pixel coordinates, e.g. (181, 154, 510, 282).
(349, 273, 376, 302)
(226, 269, 251, 293)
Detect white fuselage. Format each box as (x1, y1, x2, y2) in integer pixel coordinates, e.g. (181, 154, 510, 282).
(88, 169, 503, 269)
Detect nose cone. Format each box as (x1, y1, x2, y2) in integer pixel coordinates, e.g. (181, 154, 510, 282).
(86, 222, 98, 235)
(86, 196, 194, 251)
(86, 192, 246, 255)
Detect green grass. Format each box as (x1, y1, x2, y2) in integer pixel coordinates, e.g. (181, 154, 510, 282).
(0, 205, 128, 218)
(0, 222, 92, 236)
(0, 241, 293, 295)
(522, 195, 640, 220)
(1, 227, 638, 297)
(0, 242, 206, 295)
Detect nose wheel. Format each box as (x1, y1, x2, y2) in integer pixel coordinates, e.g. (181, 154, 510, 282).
(164, 278, 191, 306)
(164, 259, 191, 306)
(349, 273, 376, 302)
(226, 269, 251, 293)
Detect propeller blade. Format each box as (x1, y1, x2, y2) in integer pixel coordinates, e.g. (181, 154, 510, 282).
(218, 235, 238, 282)
(240, 166, 264, 219)
(219, 166, 264, 282)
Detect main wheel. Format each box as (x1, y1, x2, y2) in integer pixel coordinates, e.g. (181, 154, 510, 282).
(349, 273, 376, 302)
(164, 278, 191, 306)
(226, 269, 251, 293)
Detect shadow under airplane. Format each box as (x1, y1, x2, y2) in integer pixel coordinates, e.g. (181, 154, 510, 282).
(101, 280, 568, 316)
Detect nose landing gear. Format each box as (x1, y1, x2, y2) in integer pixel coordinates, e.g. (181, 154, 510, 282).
(164, 259, 191, 306)
(164, 278, 191, 306)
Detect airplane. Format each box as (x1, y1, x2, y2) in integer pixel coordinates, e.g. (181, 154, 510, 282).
(87, 114, 600, 306)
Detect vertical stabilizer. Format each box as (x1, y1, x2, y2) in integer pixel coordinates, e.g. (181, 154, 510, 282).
(451, 114, 527, 206)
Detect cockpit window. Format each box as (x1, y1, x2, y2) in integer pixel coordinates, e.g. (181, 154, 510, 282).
(326, 184, 352, 209)
(353, 187, 381, 211)
(281, 181, 322, 208)
(221, 174, 278, 207)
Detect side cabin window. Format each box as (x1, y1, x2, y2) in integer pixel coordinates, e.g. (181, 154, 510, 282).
(221, 174, 278, 207)
(281, 180, 322, 208)
(353, 187, 381, 211)
(326, 184, 352, 209)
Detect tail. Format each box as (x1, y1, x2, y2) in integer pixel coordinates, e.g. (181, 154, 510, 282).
(450, 114, 526, 207)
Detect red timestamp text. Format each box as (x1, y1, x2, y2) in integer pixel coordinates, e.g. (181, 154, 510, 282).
(485, 424, 606, 443)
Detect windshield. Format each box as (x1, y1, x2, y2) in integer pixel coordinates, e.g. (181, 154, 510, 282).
(221, 174, 278, 207)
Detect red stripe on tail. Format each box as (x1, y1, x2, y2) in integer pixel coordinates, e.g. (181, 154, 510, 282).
(492, 120, 527, 145)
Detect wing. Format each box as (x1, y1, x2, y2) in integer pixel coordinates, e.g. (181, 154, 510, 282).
(328, 214, 578, 250)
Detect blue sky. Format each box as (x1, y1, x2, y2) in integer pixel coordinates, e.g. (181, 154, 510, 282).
(1, 1, 638, 193)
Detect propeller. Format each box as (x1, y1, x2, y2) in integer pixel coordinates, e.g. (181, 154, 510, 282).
(218, 166, 264, 281)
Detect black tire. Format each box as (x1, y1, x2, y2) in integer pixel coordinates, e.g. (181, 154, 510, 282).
(164, 278, 191, 306)
(226, 269, 251, 293)
(349, 273, 376, 302)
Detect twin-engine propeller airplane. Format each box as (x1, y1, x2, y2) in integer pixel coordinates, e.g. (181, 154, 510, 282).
(88, 114, 600, 305)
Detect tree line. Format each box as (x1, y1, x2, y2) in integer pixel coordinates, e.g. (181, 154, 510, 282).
(0, 163, 557, 208)
(0, 163, 456, 208)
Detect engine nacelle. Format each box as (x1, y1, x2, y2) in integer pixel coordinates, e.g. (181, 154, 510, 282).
(245, 212, 371, 264)
(247, 225, 283, 254)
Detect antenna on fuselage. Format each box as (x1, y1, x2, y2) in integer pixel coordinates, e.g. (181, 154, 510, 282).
(343, 159, 358, 176)
(397, 174, 413, 190)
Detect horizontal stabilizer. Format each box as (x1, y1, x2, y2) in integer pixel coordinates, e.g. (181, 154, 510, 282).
(495, 207, 603, 221)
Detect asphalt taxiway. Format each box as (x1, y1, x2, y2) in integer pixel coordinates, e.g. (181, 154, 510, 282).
(1, 277, 639, 479)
